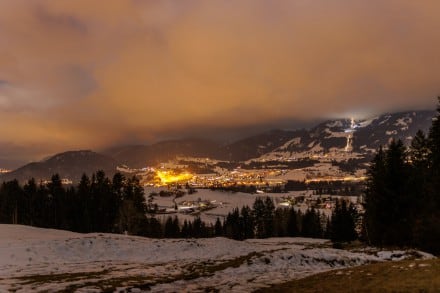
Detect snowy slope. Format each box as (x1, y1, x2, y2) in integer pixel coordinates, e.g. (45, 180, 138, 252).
(0, 225, 433, 292)
(250, 110, 434, 163)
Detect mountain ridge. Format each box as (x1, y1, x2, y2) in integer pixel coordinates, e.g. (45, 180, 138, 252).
(1, 110, 435, 183)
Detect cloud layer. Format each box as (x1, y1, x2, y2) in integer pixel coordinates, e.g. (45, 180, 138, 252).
(1, 0, 439, 160)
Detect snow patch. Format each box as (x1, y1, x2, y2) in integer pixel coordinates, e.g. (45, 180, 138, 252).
(386, 130, 398, 135)
(0, 225, 432, 292)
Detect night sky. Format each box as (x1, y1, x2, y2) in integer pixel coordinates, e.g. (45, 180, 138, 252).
(1, 0, 439, 161)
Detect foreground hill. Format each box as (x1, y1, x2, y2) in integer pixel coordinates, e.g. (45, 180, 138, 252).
(0, 225, 433, 292)
(0, 150, 117, 184)
(261, 258, 440, 293)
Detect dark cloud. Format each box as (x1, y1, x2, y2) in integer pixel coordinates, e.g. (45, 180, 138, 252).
(0, 0, 439, 161)
(34, 4, 88, 35)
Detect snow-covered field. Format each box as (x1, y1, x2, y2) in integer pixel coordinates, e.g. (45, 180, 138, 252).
(147, 188, 361, 224)
(148, 188, 320, 224)
(0, 225, 433, 292)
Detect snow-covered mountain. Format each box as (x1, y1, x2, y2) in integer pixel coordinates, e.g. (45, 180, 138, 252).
(247, 110, 435, 163)
(0, 150, 117, 184)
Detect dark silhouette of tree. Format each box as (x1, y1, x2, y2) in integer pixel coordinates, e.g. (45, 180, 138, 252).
(330, 199, 358, 243)
(224, 208, 241, 240)
(301, 208, 323, 238)
(273, 208, 287, 237)
(286, 207, 299, 237)
(214, 217, 223, 237)
(164, 216, 180, 238)
(364, 146, 386, 245)
(240, 206, 254, 239)
(365, 140, 412, 246)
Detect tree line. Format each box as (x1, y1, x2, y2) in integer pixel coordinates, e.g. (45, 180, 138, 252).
(0, 171, 148, 235)
(220, 197, 356, 242)
(363, 98, 440, 255)
(0, 170, 358, 242)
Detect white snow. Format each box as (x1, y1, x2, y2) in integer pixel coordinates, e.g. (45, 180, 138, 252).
(326, 120, 343, 128)
(394, 117, 412, 127)
(358, 117, 376, 128)
(386, 130, 398, 135)
(0, 225, 434, 292)
(278, 137, 301, 150)
(379, 115, 391, 125)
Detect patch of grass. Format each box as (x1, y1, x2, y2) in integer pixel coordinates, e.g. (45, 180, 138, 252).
(15, 270, 110, 285)
(257, 258, 440, 293)
(11, 251, 271, 292)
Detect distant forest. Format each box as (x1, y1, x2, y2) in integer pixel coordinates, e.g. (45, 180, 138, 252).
(0, 98, 439, 255)
(0, 169, 356, 242)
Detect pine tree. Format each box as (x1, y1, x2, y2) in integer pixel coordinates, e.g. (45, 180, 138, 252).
(416, 97, 440, 254)
(240, 206, 254, 239)
(263, 197, 275, 238)
(224, 208, 241, 240)
(0, 180, 23, 224)
(363, 146, 386, 245)
(23, 178, 37, 226)
(117, 175, 147, 235)
(214, 217, 223, 237)
(286, 207, 299, 237)
(428, 97, 440, 174)
(273, 208, 286, 237)
(78, 174, 92, 232)
(252, 197, 266, 238)
(164, 216, 175, 238)
(330, 199, 357, 243)
(181, 220, 190, 238)
(301, 208, 323, 238)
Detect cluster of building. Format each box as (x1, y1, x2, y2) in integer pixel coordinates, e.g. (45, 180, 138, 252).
(41, 178, 73, 185)
(161, 199, 219, 214)
(188, 169, 286, 189)
(118, 163, 288, 188)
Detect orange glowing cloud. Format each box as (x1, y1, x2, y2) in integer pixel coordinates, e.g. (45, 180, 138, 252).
(0, 0, 439, 160)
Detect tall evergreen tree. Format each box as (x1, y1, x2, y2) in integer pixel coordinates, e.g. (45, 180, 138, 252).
(417, 97, 440, 254)
(301, 208, 323, 238)
(364, 146, 386, 245)
(214, 217, 223, 237)
(286, 207, 299, 237)
(224, 208, 241, 240)
(330, 199, 358, 243)
(241, 206, 255, 239)
(253, 197, 266, 238)
(23, 178, 37, 226)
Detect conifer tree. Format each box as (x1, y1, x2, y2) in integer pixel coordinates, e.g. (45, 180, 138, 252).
(214, 217, 223, 237)
(23, 178, 37, 226)
(286, 207, 299, 237)
(330, 199, 357, 243)
(252, 197, 266, 238)
(363, 146, 386, 245)
(301, 208, 323, 238)
(240, 206, 254, 239)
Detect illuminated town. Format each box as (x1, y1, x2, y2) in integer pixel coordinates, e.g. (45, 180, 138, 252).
(112, 158, 367, 220)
